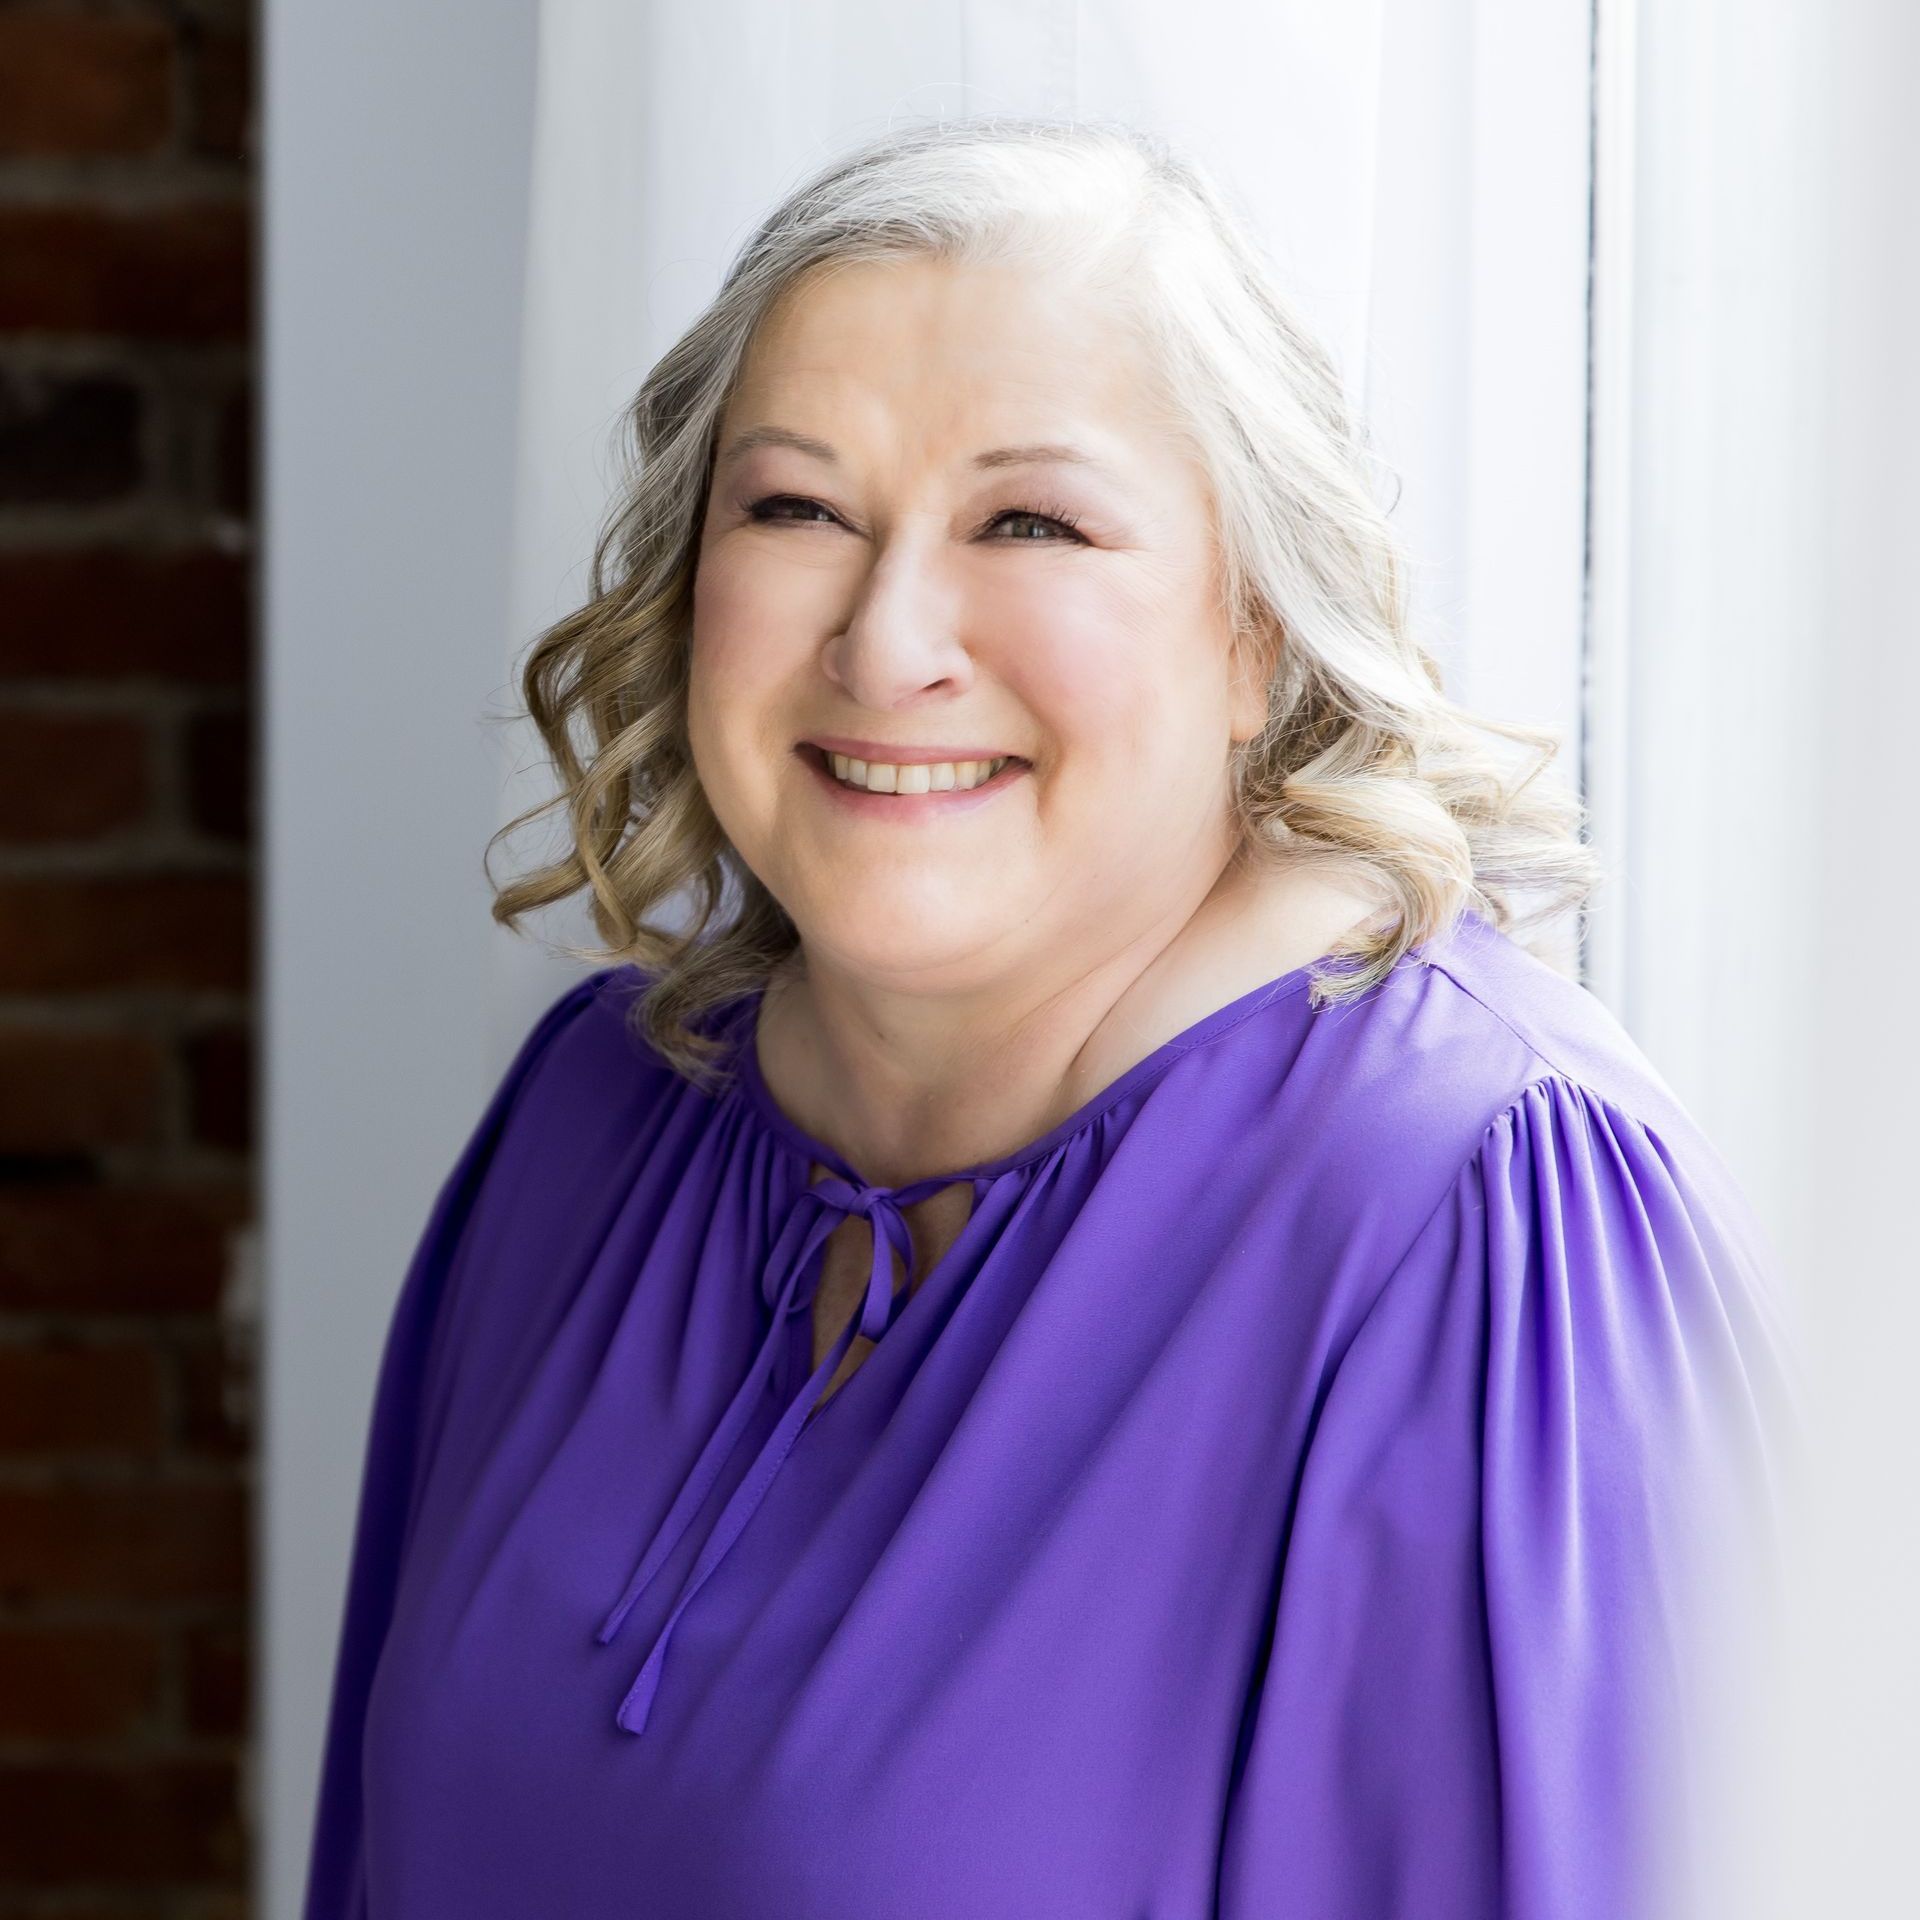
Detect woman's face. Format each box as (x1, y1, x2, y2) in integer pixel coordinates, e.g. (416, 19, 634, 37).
(687, 253, 1269, 998)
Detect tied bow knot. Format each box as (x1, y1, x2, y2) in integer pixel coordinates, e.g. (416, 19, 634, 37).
(595, 1165, 966, 1735)
(757, 1172, 923, 1340)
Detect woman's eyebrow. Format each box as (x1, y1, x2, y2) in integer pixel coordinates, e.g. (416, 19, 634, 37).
(717, 424, 838, 467)
(970, 442, 1108, 474)
(715, 424, 1116, 478)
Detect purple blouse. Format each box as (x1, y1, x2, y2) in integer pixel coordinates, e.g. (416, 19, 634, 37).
(302, 906, 1796, 1918)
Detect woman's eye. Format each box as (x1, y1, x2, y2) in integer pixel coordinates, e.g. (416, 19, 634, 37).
(985, 508, 1084, 543)
(743, 495, 1084, 543)
(746, 494, 839, 525)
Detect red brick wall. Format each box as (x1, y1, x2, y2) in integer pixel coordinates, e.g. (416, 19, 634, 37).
(0, 2, 256, 1912)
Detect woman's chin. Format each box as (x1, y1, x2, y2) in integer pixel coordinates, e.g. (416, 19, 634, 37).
(793, 913, 1021, 992)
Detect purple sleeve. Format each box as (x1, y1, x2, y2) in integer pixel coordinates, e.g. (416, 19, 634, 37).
(301, 974, 607, 1920)
(1217, 1074, 1797, 1919)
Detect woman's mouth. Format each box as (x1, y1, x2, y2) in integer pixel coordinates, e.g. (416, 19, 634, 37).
(795, 742, 1028, 812)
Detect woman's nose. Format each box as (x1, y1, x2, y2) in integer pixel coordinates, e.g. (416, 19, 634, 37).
(820, 537, 977, 706)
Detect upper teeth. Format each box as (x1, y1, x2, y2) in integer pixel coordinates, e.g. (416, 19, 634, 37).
(828, 753, 1010, 793)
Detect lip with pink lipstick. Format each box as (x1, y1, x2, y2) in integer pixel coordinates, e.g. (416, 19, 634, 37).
(795, 734, 1030, 817)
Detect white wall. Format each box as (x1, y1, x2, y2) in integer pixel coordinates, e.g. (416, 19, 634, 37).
(1369, 0, 1591, 744)
(1756, 1, 1920, 1909)
(259, 1, 540, 1913)
(1582, 2, 1920, 1906)
(1586, 0, 1827, 1213)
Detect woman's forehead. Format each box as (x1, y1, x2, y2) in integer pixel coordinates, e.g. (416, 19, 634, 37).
(720, 265, 1188, 492)
(742, 257, 1147, 402)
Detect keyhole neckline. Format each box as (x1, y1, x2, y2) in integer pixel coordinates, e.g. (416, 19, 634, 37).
(726, 962, 1325, 1197)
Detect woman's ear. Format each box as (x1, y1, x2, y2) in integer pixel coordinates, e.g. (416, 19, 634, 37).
(1227, 617, 1279, 745)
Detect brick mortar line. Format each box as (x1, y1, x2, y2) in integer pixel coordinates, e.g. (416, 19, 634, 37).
(0, 1464, 255, 1495)
(93, 1140, 258, 1185)
(0, 1006, 251, 1036)
(0, 506, 253, 550)
(0, 989, 250, 1019)
(0, 1144, 258, 1177)
(0, 338, 252, 375)
(0, 1732, 253, 1758)
(0, 0, 252, 20)
(0, 1323, 253, 1351)
(0, 844, 255, 877)
(0, 1320, 243, 1349)
(0, 1594, 249, 1620)
(0, 685, 247, 717)
(0, 838, 251, 872)
(0, 1144, 255, 1173)
(0, 1440, 256, 1477)
(0, 169, 252, 209)
(0, 1159, 252, 1188)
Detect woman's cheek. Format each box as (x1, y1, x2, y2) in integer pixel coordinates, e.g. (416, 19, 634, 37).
(993, 587, 1129, 714)
(691, 558, 788, 684)
(1008, 631, 1160, 788)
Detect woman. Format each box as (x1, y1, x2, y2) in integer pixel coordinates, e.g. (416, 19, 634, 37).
(303, 118, 1796, 1918)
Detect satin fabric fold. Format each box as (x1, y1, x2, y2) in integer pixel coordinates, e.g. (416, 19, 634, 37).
(302, 909, 1798, 1919)
(594, 1169, 980, 1734)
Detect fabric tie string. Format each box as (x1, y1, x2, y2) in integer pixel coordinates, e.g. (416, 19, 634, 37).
(595, 1168, 964, 1736)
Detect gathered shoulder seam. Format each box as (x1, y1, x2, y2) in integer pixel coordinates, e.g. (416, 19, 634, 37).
(1341, 1064, 1609, 1355)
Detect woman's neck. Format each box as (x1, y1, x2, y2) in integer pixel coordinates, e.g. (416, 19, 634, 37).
(754, 854, 1386, 1190)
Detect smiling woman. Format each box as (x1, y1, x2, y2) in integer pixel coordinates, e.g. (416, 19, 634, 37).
(676, 240, 1346, 1190)
(483, 118, 1594, 1107)
(302, 116, 1796, 1920)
